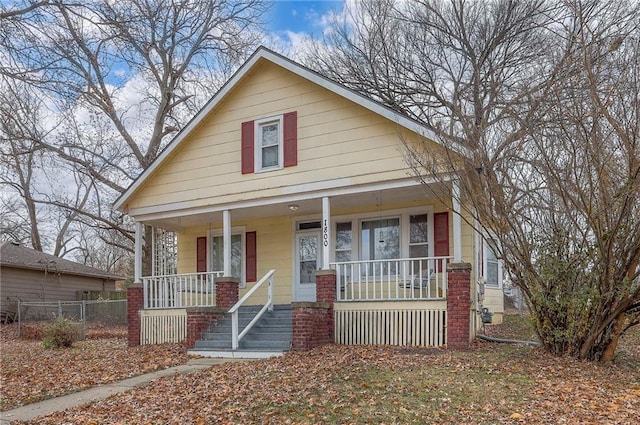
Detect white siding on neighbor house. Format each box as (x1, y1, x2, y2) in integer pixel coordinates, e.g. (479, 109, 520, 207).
(127, 60, 446, 214)
(0, 267, 116, 312)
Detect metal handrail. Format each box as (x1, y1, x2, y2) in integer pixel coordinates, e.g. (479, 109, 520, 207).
(228, 269, 275, 350)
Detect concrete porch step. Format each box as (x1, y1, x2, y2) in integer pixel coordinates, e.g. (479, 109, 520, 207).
(194, 303, 292, 352)
(187, 349, 286, 359)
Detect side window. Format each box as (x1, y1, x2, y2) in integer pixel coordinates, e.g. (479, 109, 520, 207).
(484, 240, 501, 287)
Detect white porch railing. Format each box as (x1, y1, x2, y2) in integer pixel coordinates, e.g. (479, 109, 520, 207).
(142, 271, 224, 309)
(331, 257, 451, 302)
(140, 309, 187, 344)
(229, 269, 275, 350)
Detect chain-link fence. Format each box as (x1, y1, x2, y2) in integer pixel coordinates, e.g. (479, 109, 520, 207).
(17, 299, 127, 338)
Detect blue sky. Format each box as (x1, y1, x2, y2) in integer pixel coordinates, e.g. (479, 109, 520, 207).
(267, 1, 344, 36)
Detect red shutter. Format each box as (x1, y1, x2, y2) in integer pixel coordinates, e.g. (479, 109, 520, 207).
(245, 231, 257, 282)
(283, 111, 297, 167)
(434, 212, 449, 271)
(241, 120, 254, 174)
(196, 236, 207, 273)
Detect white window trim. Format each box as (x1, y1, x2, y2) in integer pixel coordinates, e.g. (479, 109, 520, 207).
(254, 115, 284, 172)
(482, 238, 503, 288)
(208, 226, 247, 288)
(296, 206, 435, 263)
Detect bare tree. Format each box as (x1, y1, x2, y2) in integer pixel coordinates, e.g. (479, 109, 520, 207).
(0, 78, 95, 255)
(308, 0, 639, 361)
(2, 0, 269, 273)
(0, 80, 48, 251)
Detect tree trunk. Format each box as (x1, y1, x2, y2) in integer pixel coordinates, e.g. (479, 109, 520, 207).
(600, 312, 626, 362)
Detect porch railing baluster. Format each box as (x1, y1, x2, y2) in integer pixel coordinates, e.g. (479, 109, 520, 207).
(141, 271, 224, 309)
(330, 256, 452, 302)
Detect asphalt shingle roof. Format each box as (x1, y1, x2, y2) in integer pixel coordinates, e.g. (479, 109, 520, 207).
(0, 241, 123, 281)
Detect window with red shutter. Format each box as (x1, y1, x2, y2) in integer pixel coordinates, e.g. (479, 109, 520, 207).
(241, 112, 297, 173)
(283, 111, 297, 167)
(433, 212, 449, 271)
(196, 236, 207, 273)
(245, 231, 257, 282)
(241, 120, 254, 174)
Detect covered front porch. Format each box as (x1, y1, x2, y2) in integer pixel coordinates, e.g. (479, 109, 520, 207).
(126, 179, 475, 352)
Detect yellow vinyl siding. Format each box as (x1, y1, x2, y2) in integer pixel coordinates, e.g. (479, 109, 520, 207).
(483, 287, 504, 324)
(174, 199, 475, 306)
(127, 60, 443, 213)
(177, 216, 294, 305)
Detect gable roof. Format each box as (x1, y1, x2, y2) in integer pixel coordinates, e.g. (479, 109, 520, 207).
(0, 242, 123, 280)
(113, 46, 451, 212)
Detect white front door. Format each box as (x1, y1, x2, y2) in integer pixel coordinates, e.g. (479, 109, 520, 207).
(295, 231, 322, 301)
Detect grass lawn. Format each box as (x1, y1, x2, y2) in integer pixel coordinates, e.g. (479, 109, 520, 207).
(6, 314, 639, 424)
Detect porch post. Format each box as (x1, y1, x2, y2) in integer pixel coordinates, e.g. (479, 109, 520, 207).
(223, 209, 232, 276)
(446, 262, 472, 349)
(127, 284, 143, 347)
(134, 221, 143, 283)
(322, 196, 331, 270)
(452, 180, 462, 262)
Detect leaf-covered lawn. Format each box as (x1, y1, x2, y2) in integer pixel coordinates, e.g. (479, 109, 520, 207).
(4, 316, 638, 424)
(0, 325, 189, 411)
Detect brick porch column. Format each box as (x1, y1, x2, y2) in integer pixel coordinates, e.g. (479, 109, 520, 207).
(316, 269, 336, 342)
(185, 307, 225, 349)
(446, 262, 472, 350)
(127, 284, 143, 347)
(292, 302, 331, 350)
(215, 276, 239, 310)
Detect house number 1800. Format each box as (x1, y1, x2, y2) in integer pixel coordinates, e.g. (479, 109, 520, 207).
(323, 219, 329, 247)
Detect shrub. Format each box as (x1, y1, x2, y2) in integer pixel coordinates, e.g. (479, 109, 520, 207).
(19, 323, 45, 340)
(42, 317, 82, 348)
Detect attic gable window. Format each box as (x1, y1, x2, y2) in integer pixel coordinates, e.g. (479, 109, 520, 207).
(242, 111, 297, 174)
(256, 116, 283, 171)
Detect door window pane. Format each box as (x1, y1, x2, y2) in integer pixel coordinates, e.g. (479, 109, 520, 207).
(299, 235, 317, 284)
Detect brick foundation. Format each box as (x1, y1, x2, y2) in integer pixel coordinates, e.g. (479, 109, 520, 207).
(291, 270, 336, 351)
(446, 262, 472, 350)
(127, 284, 143, 347)
(292, 302, 332, 350)
(185, 307, 225, 349)
(215, 277, 239, 310)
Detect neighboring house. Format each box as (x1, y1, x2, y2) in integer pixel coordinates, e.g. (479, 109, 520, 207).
(114, 47, 504, 355)
(0, 241, 121, 321)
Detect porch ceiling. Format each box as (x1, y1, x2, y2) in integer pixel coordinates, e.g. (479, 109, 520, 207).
(144, 181, 451, 231)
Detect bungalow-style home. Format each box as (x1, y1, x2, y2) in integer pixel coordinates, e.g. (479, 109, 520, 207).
(0, 241, 121, 323)
(114, 47, 504, 356)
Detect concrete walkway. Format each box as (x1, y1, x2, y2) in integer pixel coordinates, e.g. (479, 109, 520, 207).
(0, 357, 246, 424)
